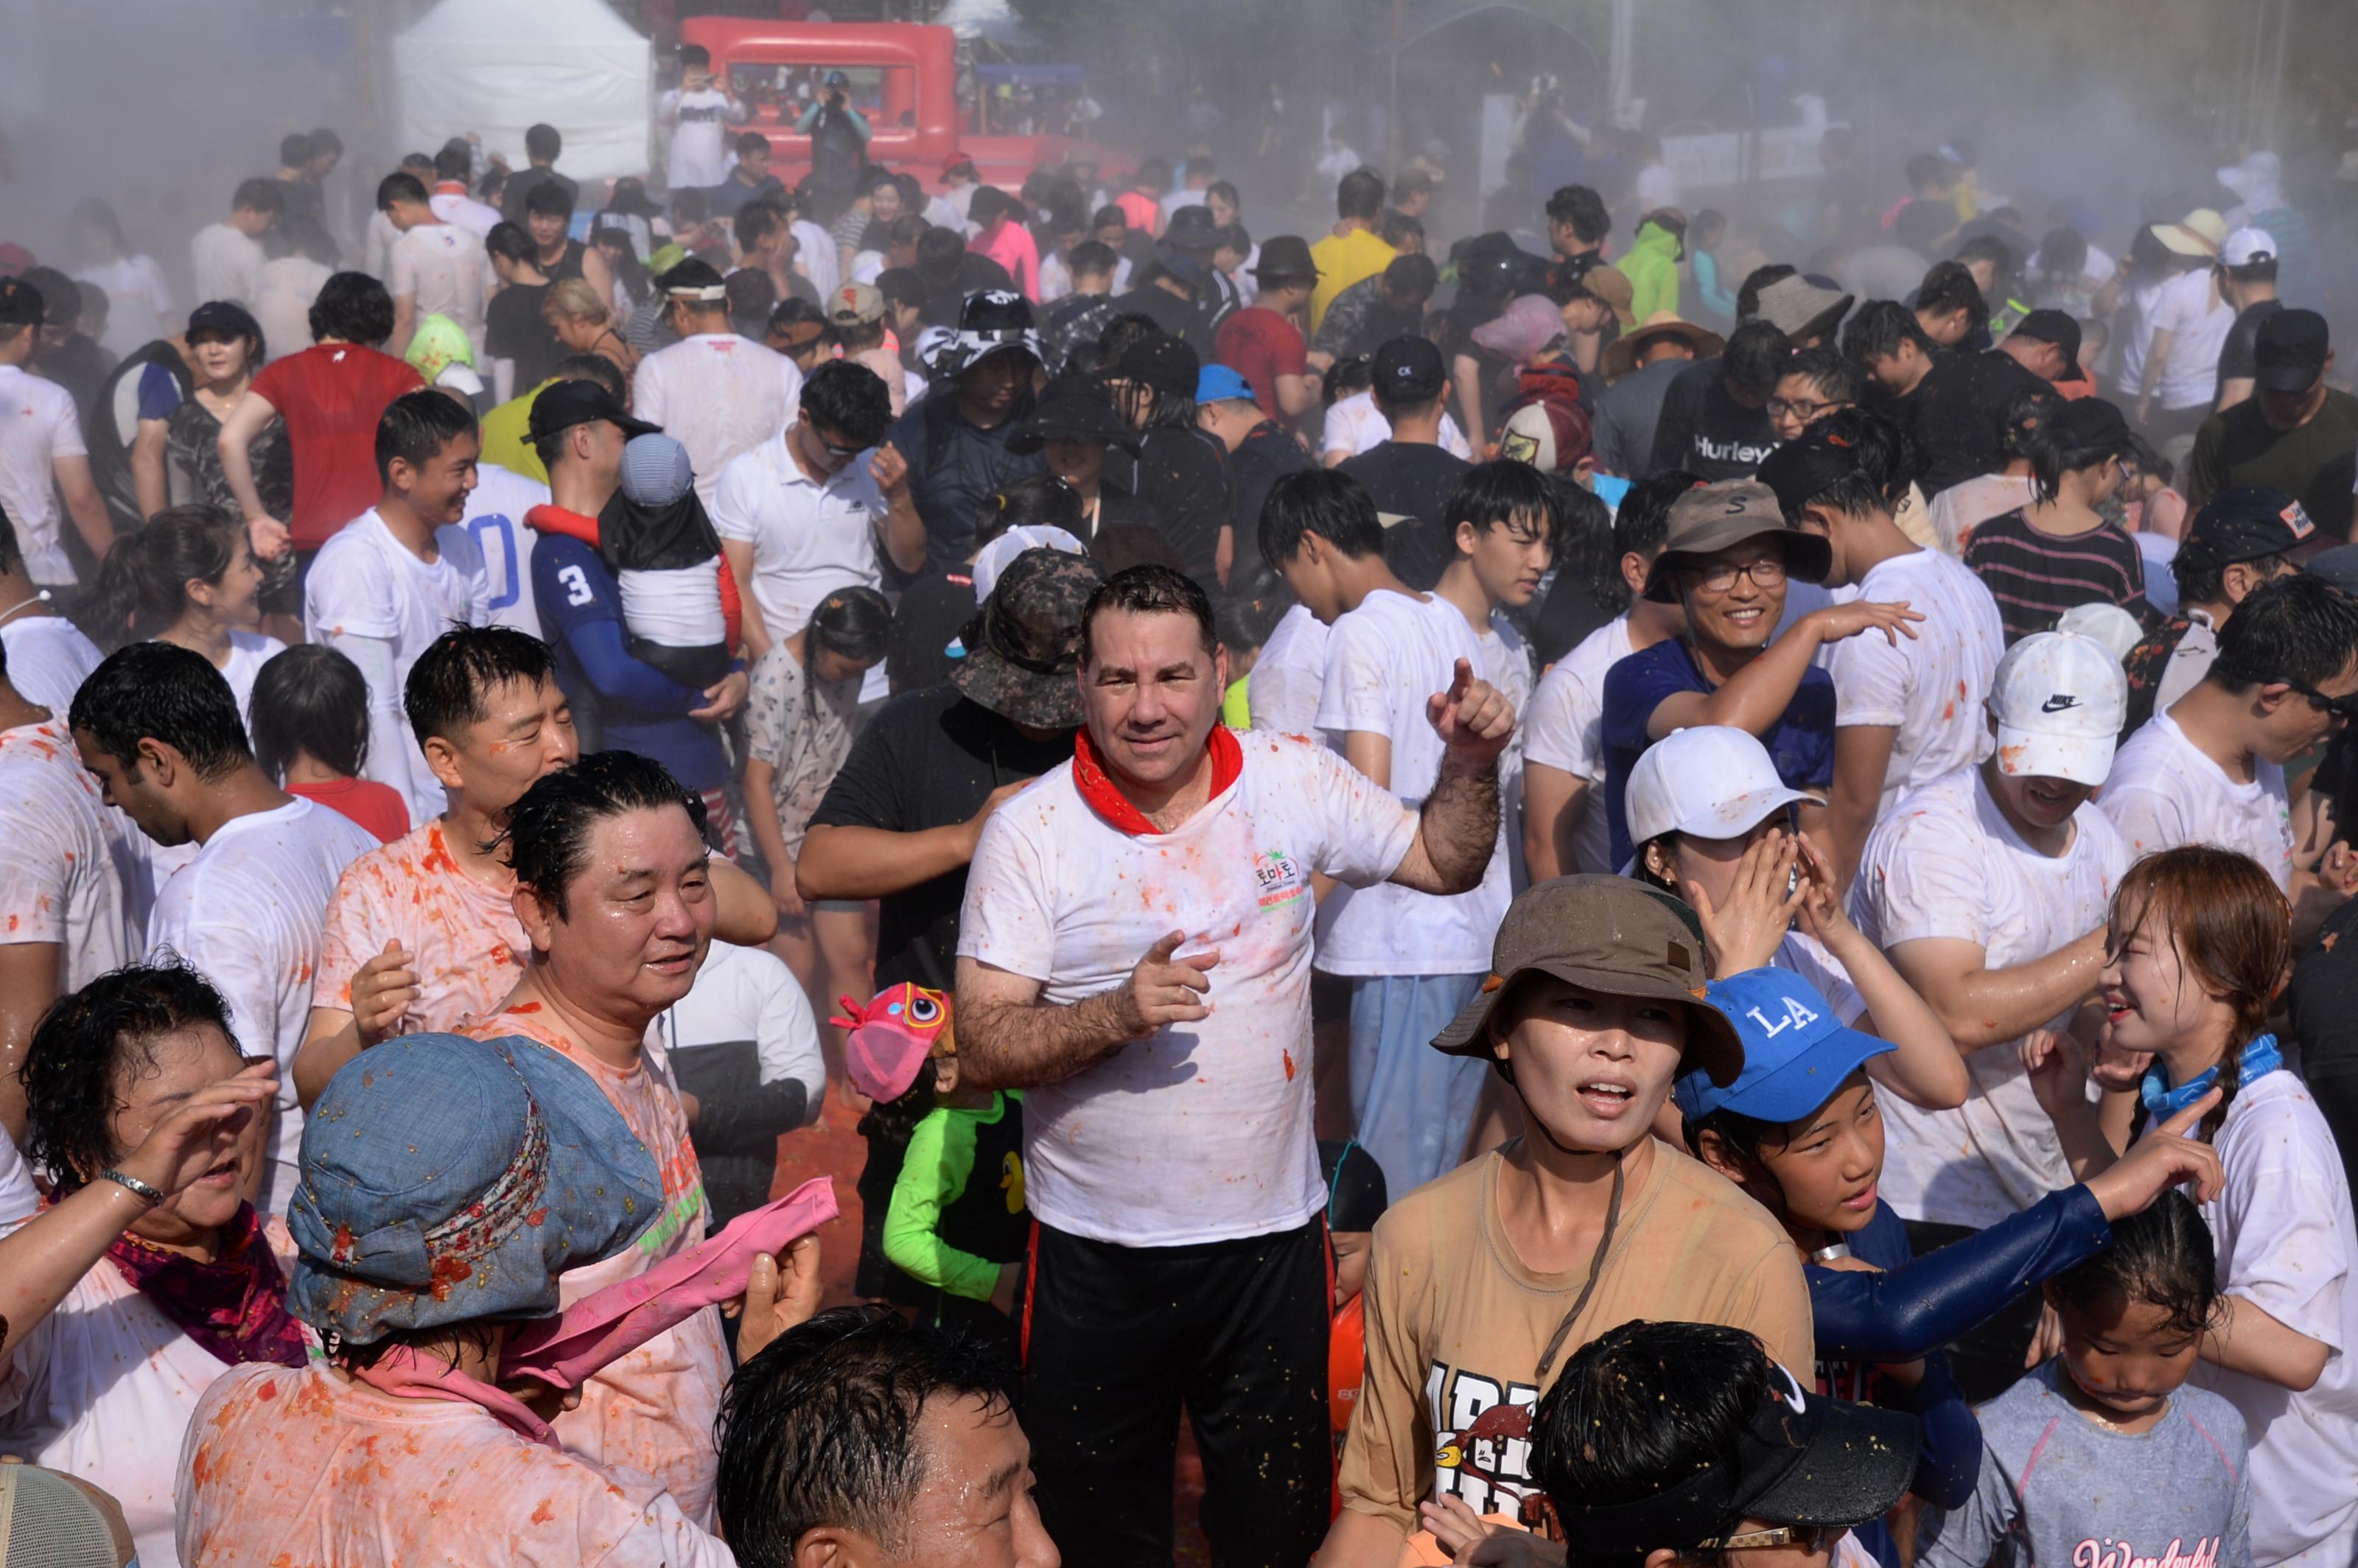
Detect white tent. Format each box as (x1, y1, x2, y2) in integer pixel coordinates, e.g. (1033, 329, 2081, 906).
(392, 0, 651, 181)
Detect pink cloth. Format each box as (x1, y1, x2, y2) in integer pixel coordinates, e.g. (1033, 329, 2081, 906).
(973, 222, 1041, 301)
(505, 1178, 838, 1390)
(350, 1344, 560, 1449)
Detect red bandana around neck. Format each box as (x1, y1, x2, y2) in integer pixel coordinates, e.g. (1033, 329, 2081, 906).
(105, 1202, 309, 1370)
(1072, 724, 1243, 835)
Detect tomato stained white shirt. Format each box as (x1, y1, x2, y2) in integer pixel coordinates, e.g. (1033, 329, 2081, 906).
(1827, 547, 2005, 819)
(959, 731, 1418, 1245)
(0, 718, 133, 993)
(632, 335, 805, 509)
(1853, 766, 2128, 1228)
(2101, 710, 2293, 893)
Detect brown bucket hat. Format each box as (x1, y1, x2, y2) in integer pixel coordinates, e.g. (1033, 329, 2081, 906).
(1432, 874, 1742, 1088)
(1642, 480, 1833, 603)
(949, 547, 1105, 729)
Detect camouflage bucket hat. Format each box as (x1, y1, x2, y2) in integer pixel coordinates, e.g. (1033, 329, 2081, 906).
(950, 547, 1105, 729)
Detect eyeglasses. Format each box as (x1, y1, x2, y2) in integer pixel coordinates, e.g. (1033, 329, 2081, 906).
(1766, 396, 1850, 422)
(811, 430, 864, 461)
(2284, 676, 2358, 723)
(1690, 558, 1788, 594)
(1698, 1524, 1840, 1552)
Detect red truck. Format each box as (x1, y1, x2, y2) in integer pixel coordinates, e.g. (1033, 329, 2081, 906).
(675, 18, 1131, 192)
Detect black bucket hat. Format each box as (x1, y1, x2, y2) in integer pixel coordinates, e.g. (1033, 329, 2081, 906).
(1007, 377, 1141, 455)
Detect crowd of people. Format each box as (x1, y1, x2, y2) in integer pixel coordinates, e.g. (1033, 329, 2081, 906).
(0, 55, 2353, 1568)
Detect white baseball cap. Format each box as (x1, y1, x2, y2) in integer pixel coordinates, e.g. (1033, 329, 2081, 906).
(1989, 631, 2127, 786)
(2221, 227, 2278, 268)
(1626, 727, 1823, 849)
(2054, 601, 2145, 661)
(971, 524, 1085, 602)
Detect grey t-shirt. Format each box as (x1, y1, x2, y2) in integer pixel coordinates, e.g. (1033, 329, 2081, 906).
(1919, 1360, 2252, 1568)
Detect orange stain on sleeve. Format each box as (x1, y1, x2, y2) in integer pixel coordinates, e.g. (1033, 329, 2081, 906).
(1283, 1049, 1296, 1082)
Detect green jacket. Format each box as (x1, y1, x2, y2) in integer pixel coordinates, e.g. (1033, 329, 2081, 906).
(1623, 219, 1684, 323)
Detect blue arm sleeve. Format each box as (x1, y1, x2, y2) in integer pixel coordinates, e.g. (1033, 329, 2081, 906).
(1884, 1355, 1981, 1508)
(1808, 1188, 2111, 1364)
(1694, 251, 1739, 319)
(533, 537, 704, 713)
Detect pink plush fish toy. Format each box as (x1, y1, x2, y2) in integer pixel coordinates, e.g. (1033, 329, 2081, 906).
(830, 984, 955, 1102)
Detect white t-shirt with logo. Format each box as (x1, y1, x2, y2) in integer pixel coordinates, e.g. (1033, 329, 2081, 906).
(0, 615, 103, 711)
(0, 718, 134, 995)
(1828, 547, 2005, 819)
(304, 508, 490, 822)
(660, 88, 749, 189)
(145, 797, 378, 1213)
(711, 432, 889, 647)
(1247, 602, 1330, 737)
(1523, 615, 1635, 875)
(1315, 589, 1509, 975)
(2101, 711, 2292, 892)
(0, 365, 90, 586)
(1853, 765, 2129, 1228)
(2193, 1069, 2358, 1564)
(632, 335, 805, 509)
(959, 731, 1418, 1245)
(454, 462, 550, 636)
(388, 223, 494, 357)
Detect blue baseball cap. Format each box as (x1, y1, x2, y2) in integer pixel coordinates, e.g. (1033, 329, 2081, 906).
(1197, 363, 1256, 405)
(1672, 968, 1892, 1125)
(287, 1032, 665, 1346)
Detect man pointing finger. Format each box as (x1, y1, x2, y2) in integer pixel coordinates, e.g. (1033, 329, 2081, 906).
(954, 562, 1505, 1566)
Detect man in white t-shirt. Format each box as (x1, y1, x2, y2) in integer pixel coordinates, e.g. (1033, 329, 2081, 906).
(1760, 412, 2006, 884)
(0, 640, 133, 1140)
(956, 561, 1512, 1567)
(1524, 471, 1689, 877)
(426, 142, 503, 239)
(190, 178, 281, 309)
(711, 360, 923, 668)
(658, 47, 751, 192)
(68, 643, 375, 1212)
(2104, 573, 2358, 920)
(1245, 601, 1329, 734)
(0, 277, 113, 589)
(303, 388, 489, 824)
(1257, 466, 1511, 1196)
(1853, 630, 2130, 1396)
(2135, 251, 2235, 441)
(632, 260, 805, 509)
(377, 170, 493, 362)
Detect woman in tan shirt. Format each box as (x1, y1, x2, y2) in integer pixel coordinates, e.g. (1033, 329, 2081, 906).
(1321, 875, 1816, 1565)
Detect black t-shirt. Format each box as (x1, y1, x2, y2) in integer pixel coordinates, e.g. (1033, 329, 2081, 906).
(919, 253, 1017, 329)
(806, 683, 1077, 993)
(1891, 198, 1956, 256)
(501, 167, 580, 230)
(2214, 299, 2285, 405)
(1120, 425, 1231, 589)
(1340, 440, 1472, 589)
(484, 281, 564, 389)
(1230, 420, 1311, 546)
(2291, 887, 2358, 1082)
(1892, 349, 2048, 498)
(1646, 357, 1777, 480)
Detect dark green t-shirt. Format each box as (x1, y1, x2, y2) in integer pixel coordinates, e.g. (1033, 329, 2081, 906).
(2187, 388, 2358, 536)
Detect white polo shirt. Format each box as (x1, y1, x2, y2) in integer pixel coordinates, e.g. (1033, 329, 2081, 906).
(710, 432, 889, 648)
(959, 731, 1418, 1246)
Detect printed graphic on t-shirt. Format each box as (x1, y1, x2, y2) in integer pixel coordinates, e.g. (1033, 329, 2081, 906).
(1253, 847, 1307, 913)
(1427, 1362, 1540, 1516)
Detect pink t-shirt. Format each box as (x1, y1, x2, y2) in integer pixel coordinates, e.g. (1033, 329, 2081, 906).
(973, 222, 1041, 301)
(468, 1003, 730, 1526)
(313, 819, 528, 1032)
(1115, 189, 1163, 239)
(176, 1363, 733, 1568)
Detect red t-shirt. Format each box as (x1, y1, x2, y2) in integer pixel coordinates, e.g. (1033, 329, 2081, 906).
(289, 775, 412, 844)
(250, 343, 424, 547)
(1214, 307, 1309, 425)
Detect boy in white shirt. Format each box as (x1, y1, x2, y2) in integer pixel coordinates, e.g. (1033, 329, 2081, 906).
(68, 643, 376, 1211)
(1523, 469, 1690, 878)
(1759, 410, 2005, 885)
(302, 389, 489, 825)
(1853, 630, 2130, 1397)
(1428, 458, 1546, 860)
(658, 46, 751, 192)
(1286, 469, 1511, 1196)
(0, 277, 113, 590)
(377, 171, 493, 363)
(2104, 572, 2358, 923)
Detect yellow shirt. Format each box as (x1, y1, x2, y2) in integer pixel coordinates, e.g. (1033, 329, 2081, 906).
(1337, 1139, 1816, 1531)
(1309, 228, 1399, 335)
(477, 380, 556, 483)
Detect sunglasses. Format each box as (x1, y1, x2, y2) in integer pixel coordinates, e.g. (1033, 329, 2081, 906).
(1698, 1524, 1842, 1553)
(2284, 676, 2358, 723)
